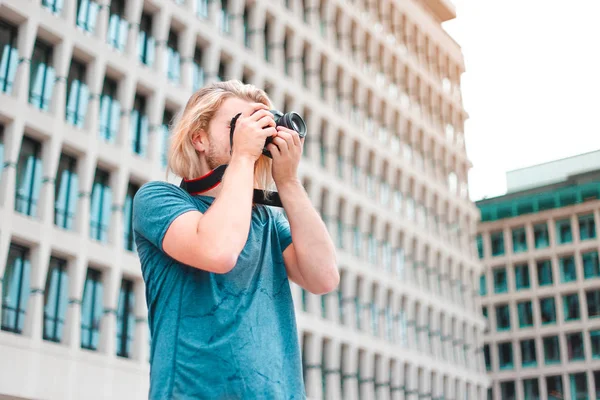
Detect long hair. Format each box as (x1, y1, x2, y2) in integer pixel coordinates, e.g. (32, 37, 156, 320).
(167, 80, 274, 193)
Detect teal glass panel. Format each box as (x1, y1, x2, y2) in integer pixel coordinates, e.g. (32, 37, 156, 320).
(539, 297, 556, 324)
(493, 268, 508, 293)
(54, 153, 78, 230)
(1, 244, 31, 334)
(543, 336, 560, 364)
(579, 214, 596, 240)
(76, 0, 99, 33)
(43, 257, 68, 342)
(536, 259, 553, 286)
(517, 301, 533, 328)
(560, 255, 577, 283)
(116, 279, 135, 357)
(520, 339, 537, 367)
(512, 227, 527, 253)
(534, 223, 549, 248)
(498, 342, 513, 369)
(0, 21, 19, 94)
(583, 251, 599, 279)
(556, 219, 573, 244)
(81, 268, 103, 350)
(490, 231, 504, 256)
(563, 293, 580, 321)
(495, 304, 510, 331)
(514, 264, 530, 290)
(14, 137, 42, 217)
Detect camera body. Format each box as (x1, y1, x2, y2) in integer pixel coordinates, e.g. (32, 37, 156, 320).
(230, 110, 307, 158)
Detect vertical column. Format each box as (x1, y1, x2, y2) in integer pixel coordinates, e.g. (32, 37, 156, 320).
(341, 345, 358, 400)
(98, 267, 120, 357)
(125, 0, 144, 60)
(304, 334, 323, 400)
(359, 351, 375, 400)
(179, 26, 196, 93)
(22, 241, 52, 340)
(63, 255, 88, 349)
(375, 355, 390, 400)
(95, 0, 110, 43)
(152, 5, 171, 79)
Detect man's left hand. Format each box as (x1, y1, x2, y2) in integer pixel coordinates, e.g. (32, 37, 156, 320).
(267, 126, 304, 187)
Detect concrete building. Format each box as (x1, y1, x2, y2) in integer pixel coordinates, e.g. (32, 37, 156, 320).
(476, 150, 600, 400)
(0, 0, 487, 399)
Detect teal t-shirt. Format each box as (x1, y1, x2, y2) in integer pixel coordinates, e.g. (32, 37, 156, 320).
(132, 181, 305, 400)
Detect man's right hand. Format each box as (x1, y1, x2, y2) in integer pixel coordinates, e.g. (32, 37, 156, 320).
(231, 103, 277, 161)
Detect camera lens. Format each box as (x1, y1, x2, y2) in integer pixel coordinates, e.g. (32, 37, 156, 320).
(281, 112, 307, 138)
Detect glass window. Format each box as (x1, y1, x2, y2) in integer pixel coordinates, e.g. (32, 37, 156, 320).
(98, 77, 120, 143)
(192, 46, 204, 92)
(534, 223, 549, 248)
(523, 378, 540, 400)
(517, 301, 534, 328)
(540, 297, 557, 325)
(479, 274, 487, 296)
(242, 5, 251, 48)
(65, 60, 89, 128)
(1, 244, 31, 334)
(563, 293, 580, 321)
(367, 233, 377, 264)
(595, 371, 600, 400)
(394, 247, 405, 279)
(498, 342, 513, 370)
(166, 29, 180, 83)
(476, 234, 484, 258)
(29, 38, 55, 111)
(493, 267, 508, 293)
(130, 94, 149, 157)
(495, 304, 511, 331)
(543, 336, 561, 364)
(582, 251, 600, 279)
(520, 339, 537, 367)
(219, 0, 230, 34)
(512, 227, 527, 253)
(42, 0, 64, 13)
(514, 263, 530, 290)
(54, 153, 78, 230)
(89, 168, 112, 242)
(556, 219, 573, 244)
(578, 214, 596, 240)
(160, 109, 174, 168)
(536, 259, 553, 286)
(546, 375, 564, 400)
(81, 268, 103, 350)
(123, 183, 139, 252)
(14, 136, 43, 217)
(587, 289, 600, 319)
(196, 0, 208, 18)
(107, 0, 127, 51)
(116, 278, 135, 358)
(490, 231, 505, 256)
(0, 125, 4, 185)
(483, 344, 491, 371)
(500, 381, 515, 400)
(589, 329, 600, 359)
(138, 12, 155, 66)
(560, 255, 577, 283)
(43, 256, 69, 342)
(76, 0, 99, 33)
(352, 225, 361, 257)
(569, 372, 587, 400)
(0, 20, 19, 94)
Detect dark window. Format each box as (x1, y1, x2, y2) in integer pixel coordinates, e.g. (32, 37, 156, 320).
(98, 77, 120, 143)
(15, 136, 43, 217)
(76, 0, 100, 33)
(80, 268, 103, 350)
(29, 38, 55, 111)
(43, 257, 69, 342)
(1, 244, 31, 334)
(116, 279, 135, 358)
(89, 168, 112, 242)
(130, 94, 149, 156)
(54, 153, 78, 230)
(123, 183, 139, 252)
(138, 12, 155, 66)
(0, 20, 19, 94)
(65, 58, 89, 128)
(107, 0, 127, 51)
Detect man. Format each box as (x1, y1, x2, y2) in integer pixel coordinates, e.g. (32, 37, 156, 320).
(132, 80, 339, 399)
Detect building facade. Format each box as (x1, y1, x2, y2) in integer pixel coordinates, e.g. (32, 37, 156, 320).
(477, 152, 600, 400)
(0, 0, 488, 399)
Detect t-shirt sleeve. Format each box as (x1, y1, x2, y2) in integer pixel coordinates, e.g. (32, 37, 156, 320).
(273, 209, 293, 252)
(133, 181, 198, 251)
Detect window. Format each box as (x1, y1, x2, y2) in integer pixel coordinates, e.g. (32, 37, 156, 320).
(583, 251, 599, 279)
(116, 279, 135, 358)
(533, 223, 549, 248)
(520, 339, 537, 367)
(569, 372, 587, 400)
(131, 94, 149, 156)
(546, 375, 564, 400)
(367, 233, 377, 264)
(98, 77, 120, 143)
(522, 379, 539, 400)
(42, 0, 63, 14)
(123, 183, 138, 252)
(242, 6, 251, 48)
(536, 259, 553, 286)
(65, 59, 89, 128)
(166, 29, 180, 83)
(517, 301, 534, 328)
(579, 214, 596, 240)
(540, 297, 556, 324)
(490, 231, 504, 256)
(219, 0, 230, 35)
(543, 336, 560, 364)
(586, 289, 600, 318)
(479, 274, 487, 296)
(0, 125, 4, 184)
(107, 0, 127, 51)
(76, 0, 99, 33)
(43, 257, 69, 342)
(563, 293, 580, 321)
(483, 344, 491, 371)
(476, 234, 484, 258)
(499, 381, 515, 399)
(495, 304, 510, 331)
(394, 247, 405, 279)
(336, 217, 344, 249)
(1, 244, 31, 334)
(556, 219, 572, 244)
(15, 136, 43, 217)
(81, 268, 103, 350)
(138, 12, 155, 66)
(29, 38, 55, 111)
(196, 0, 208, 18)
(217, 60, 227, 82)
(264, 19, 271, 63)
(590, 329, 600, 359)
(90, 168, 112, 242)
(0, 20, 19, 94)
(514, 264, 530, 290)
(512, 227, 527, 253)
(493, 267, 507, 293)
(161, 110, 174, 168)
(54, 153, 78, 230)
(565, 332, 585, 361)
(192, 46, 204, 91)
(560, 255, 577, 283)
(352, 225, 361, 257)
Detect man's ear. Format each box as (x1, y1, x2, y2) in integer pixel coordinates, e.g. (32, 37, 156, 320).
(191, 129, 209, 153)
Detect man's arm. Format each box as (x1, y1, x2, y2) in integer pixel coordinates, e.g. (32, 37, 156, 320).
(278, 180, 339, 295)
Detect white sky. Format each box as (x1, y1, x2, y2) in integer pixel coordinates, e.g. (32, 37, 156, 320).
(442, 1, 600, 202)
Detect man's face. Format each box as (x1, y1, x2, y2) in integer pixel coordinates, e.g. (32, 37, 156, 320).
(204, 97, 265, 169)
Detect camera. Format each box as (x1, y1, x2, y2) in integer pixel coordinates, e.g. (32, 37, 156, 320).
(230, 110, 307, 158)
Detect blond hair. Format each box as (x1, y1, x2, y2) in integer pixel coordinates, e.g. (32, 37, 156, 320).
(167, 80, 274, 193)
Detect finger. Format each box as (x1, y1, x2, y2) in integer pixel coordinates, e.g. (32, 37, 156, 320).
(267, 143, 280, 159)
(277, 126, 301, 147)
(242, 103, 269, 117)
(248, 109, 273, 122)
(276, 129, 296, 149)
(272, 136, 290, 154)
(256, 115, 276, 131)
(263, 127, 277, 138)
